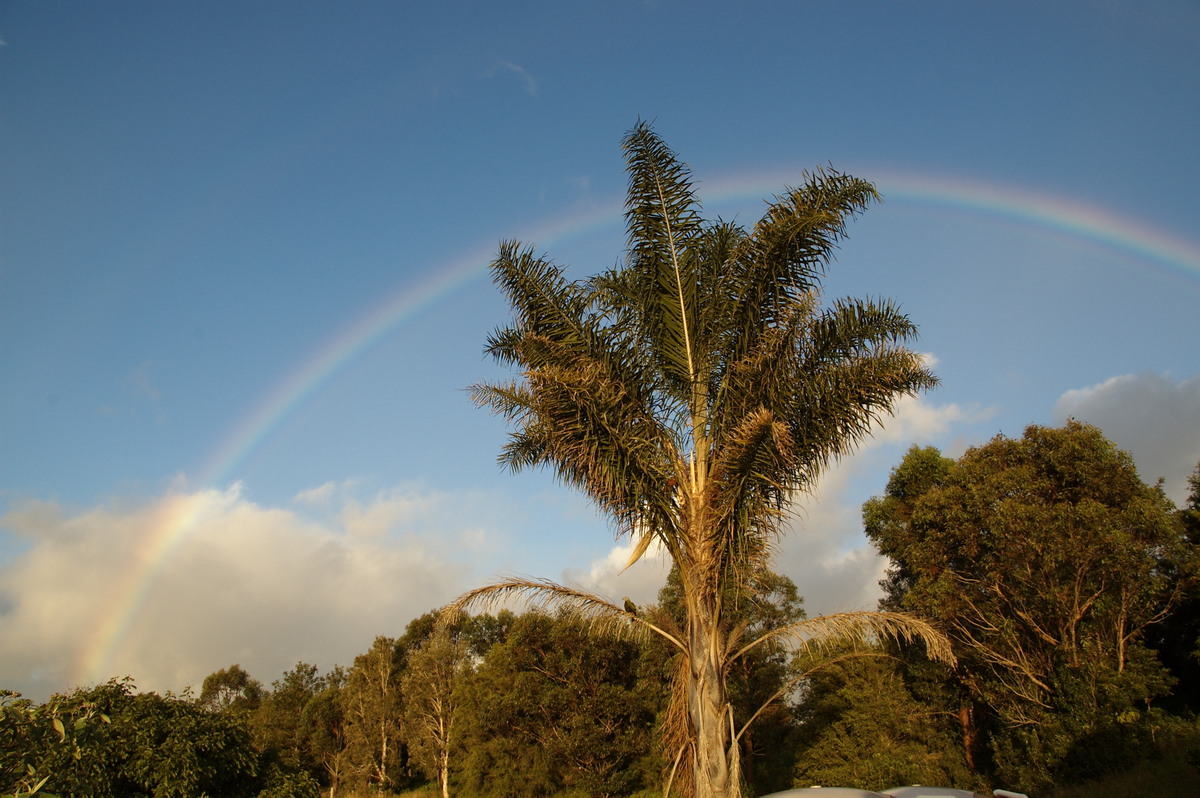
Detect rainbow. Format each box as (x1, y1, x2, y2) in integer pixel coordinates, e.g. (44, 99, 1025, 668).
(707, 167, 1200, 285)
(73, 170, 1200, 688)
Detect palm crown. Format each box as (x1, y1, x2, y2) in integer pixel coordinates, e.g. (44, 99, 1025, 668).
(474, 122, 934, 592)
(463, 121, 948, 798)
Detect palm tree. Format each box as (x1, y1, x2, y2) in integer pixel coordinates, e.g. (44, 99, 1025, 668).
(456, 121, 953, 798)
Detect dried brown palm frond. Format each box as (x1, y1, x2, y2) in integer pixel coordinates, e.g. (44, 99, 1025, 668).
(444, 575, 686, 653)
(729, 610, 955, 667)
(661, 650, 695, 798)
(721, 612, 953, 754)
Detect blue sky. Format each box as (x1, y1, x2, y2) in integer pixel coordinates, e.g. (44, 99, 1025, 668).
(2, 1, 1198, 700)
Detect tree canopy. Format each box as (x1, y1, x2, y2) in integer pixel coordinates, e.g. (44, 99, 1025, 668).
(864, 422, 1194, 792)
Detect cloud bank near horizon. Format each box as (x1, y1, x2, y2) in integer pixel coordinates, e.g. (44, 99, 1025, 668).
(0, 483, 498, 702)
(2, 372, 1195, 702)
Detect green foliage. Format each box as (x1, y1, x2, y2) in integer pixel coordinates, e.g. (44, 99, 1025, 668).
(987, 644, 1175, 790)
(402, 626, 472, 798)
(198, 664, 264, 714)
(1, 678, 265, 797)
(1145, 460, 1200, 713)
(456, 611, 662, 798)
(401, 609, 515, 660)
(299, 674, 352, 795)
(1043, 714, 1200, 798)
(1, 687, 111, 797)
(254, 761, 321, 798)
(118, 690, 260, 796)
(865, 422, 1191, 793)
(792, 656, 973, 791)
(252, 662, 326, 773)
(862, 446, 954, 611)
(342, 636, 410, 792)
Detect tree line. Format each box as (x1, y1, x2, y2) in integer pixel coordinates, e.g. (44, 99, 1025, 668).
(1, 571, 804, 798)
(5, 424, 1198, 797)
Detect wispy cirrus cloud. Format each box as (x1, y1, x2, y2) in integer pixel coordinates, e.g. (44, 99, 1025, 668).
(487, 60, 539, 96)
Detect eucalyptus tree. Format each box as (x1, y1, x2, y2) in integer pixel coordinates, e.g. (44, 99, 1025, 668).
(253, 662, 331, 779)
(402, 627, 472, 798)
(342, 636, 407, 791)
(301, 669, 351, 798)
(457, 121, 952, 798)
(866, 423, 1191, 791)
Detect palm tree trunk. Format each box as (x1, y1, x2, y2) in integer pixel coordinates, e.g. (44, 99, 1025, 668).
(688, 595, 739, 798)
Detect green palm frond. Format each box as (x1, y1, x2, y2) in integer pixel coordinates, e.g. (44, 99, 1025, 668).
(785, 351, 935, 473)
(501, 358, 681, 537)
(486, 241, 593, 360)
(723, 170, 879, 351)
(621, 121, 705, 393)
(622, 121, 703, 275)
(805, 296, 924, 363)
(751, 170, 880, 287)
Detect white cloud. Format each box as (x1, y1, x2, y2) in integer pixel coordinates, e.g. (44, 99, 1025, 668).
(865, 393, 992, 448)
(338, 489, 440, 541)
(0, 484, 500, 702)
(563, 538, 671, 608)
(1052, 372, 1200, 504)
(771, 395, 994, 616)
(293, 481, 336, 506)
(0, 393, 1001, 702)
(775, 480, 884, 614)
(488, 60, 539, 96)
